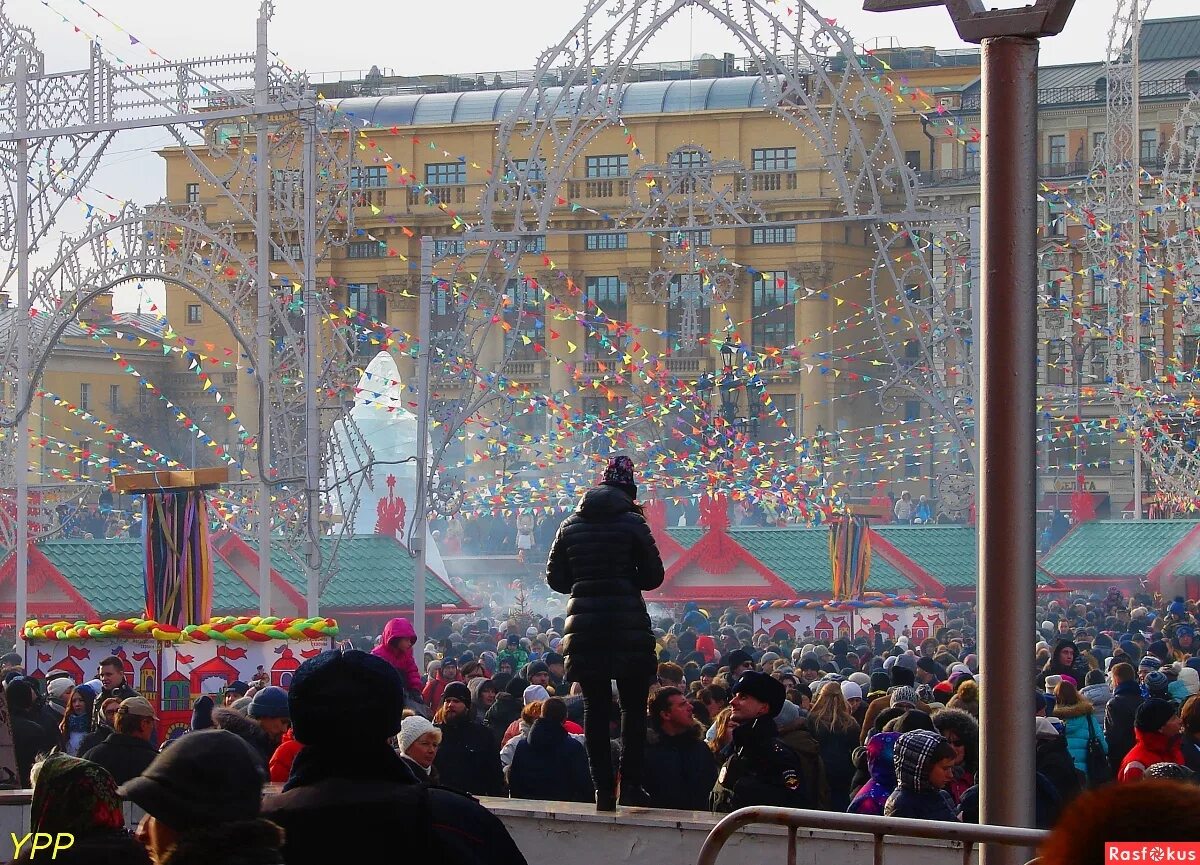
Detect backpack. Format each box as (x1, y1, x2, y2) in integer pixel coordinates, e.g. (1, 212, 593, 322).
(1084, 715, 1112, 785)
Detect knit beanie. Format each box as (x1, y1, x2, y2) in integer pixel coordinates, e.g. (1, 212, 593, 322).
(248, 686, 289, 720)
(522, 684, 549, 705)
(1135, 698, 1176, 733)
(601, 455, 637, 499)
(890, 686, 920, 708)
(288, 650, 405, 746)
(442, 681, 471, 708)
(399, 715, 439, 754)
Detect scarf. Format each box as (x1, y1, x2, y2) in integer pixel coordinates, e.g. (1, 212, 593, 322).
(30, 753, 125, 837)
(66, 712, 91, 734)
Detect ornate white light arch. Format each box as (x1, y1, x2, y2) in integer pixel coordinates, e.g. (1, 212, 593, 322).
(468, 0, 977, 497)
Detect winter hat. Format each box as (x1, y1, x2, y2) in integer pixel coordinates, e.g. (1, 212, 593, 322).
(190, 695, 215, 731)
(224, 680, 250, 698)
(1134, 698, 1177, 733)
(399, 715, 440, 754)
(1132, 652, 1161, 676)
(849, 672, 871, 689)
(895, 653, 919, 673)
(119, 730, 266, 828)
(543, 652, 564, 667)
(288, 650, 406, 746)
(890, 686, 920, 708)
(916, 657, 942, 678)
(522, 684, 549, 705)
(527, 660, 549, 677)
(775, 699, 801, 729)
(601, 455, 637, 499)
(1144, 670, 1170, 697)
(506, 634, 520, 646)
(841, 681, 863, 701)
(933, 681, 953, 698)
(701, 663, 719, 678)
(442, 681, 471, 707)
(731, 670, 785, 716)
(1044, 674, 1063, 693)
(759, 651, 781, 668)
(870, 671, 892, 694)
(248, 686, 290, 720)
(1034, 716, 1062, 739)
(1145, 762, 1195, 782)
(1176, 667, 1200, 696)
(46, 678, 74, 701)
(726, 649, 754, 671)
(230, 696, 253, 715)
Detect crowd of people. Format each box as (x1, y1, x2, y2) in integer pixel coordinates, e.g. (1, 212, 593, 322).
(0, 455, 1198, 863)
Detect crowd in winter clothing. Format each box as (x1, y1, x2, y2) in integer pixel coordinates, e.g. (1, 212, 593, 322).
(0, 457, 1197, 861)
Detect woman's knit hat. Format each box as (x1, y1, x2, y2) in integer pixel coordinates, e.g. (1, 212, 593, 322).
(399, 715, 440, 754)
(601, 455, 637, 498)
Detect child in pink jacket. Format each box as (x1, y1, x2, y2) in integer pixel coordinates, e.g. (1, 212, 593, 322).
(371, 617, 422, 694)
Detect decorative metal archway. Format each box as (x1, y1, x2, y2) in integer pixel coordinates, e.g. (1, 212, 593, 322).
(0, 0, 362, 625)
(463, 0, 976, 508)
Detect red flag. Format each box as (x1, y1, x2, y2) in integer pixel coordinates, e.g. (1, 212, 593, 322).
(175, 653, 194, 665)
(218, 646, 248, 660)
(67, 646, 91, 661)
(132, 651, 150, 661)
(300, 648, 323, 659)
(37, 651, 51, 663)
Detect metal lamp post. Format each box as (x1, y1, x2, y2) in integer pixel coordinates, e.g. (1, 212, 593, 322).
(864, 3, 1075, 862)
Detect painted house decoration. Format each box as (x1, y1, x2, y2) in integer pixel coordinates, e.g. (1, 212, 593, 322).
(24, 616, 336, 742)
(751, 596, 950, 645)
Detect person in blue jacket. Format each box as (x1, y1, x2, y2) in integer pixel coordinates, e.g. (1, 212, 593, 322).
(1052, 678, 1107, 780)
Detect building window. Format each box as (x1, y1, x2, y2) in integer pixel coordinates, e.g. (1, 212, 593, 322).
(1048, 134, 1066, 165)
(509, 159, 546, 181)
(585, 233, 628, 250)
(1091, 338, 1108, 378)
(504, 278, 544, 359)
(185, 183, 199, 204)
(751, 272, 794, 367)
(347, 283, 386, 320)
(270, 243, 303, 261)
(78, 438, 90, 478)
(1183, 335, 1200, 370)
(349, 166, 388, 188)
(425, 162, 466, 186)
(108, 384, 120, 411)
(1092, 131, 1106, 154)
(904, 451, 920, 479)
(347, 241, 385, 259)
(904, 150, 922, 171)
(759, 392, 796, 444)
(751, 147, 796, 171)
(964, 143, 980, 173)
(1047, 339, 1067, 385)
(750, 227, 797, 245)
(187, 304, 203, 324)
(1140, 336, 1156, 381)
(670, 229, 712, 248)
(585, 155, 628, 178)
(1140, 128, 1159, 163)
(79, 383, 90, 412)
(433, 239, 466, 257)
(1045, 202, 1067, 237)
(584, 277, 626, 354)
(503, 236, 546, 254)
(1092, 271, 1109, 307)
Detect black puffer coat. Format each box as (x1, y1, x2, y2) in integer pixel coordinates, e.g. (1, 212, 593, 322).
(546, 485, 665, 682)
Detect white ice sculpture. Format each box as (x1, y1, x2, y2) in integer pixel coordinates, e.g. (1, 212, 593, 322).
(327, 351, 448, 580)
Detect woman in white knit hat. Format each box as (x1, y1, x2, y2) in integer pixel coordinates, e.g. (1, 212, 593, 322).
(398, 715, 442, 783)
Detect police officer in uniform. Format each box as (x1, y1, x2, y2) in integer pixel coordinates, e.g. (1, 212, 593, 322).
(711, 670, 814, 812)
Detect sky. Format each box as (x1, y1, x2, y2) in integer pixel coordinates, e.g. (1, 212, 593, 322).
(8, 0, 1197, 310)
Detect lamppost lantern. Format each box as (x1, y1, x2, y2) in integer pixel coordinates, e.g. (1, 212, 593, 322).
(719, 336, 736, 374)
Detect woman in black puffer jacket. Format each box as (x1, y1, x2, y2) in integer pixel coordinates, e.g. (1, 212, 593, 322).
(546, 455, 665, 810)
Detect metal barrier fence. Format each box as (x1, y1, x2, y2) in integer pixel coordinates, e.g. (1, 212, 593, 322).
(696, 807, 1048, 865)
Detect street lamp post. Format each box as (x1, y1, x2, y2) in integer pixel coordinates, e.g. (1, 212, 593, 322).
(864, 3, 1075, 860)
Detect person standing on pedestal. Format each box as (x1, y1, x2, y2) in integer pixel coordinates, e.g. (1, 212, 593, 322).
(546, 455, 665, 810)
